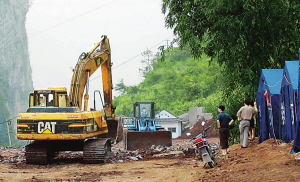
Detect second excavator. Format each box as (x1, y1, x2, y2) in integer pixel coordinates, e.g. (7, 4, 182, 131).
(17, 35, 122, 164)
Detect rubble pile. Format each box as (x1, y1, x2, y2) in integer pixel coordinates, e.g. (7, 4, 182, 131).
(109, 144, 189, 163)
(178, 119, 219, 139)
(0, 147, 25, 164)
(0, 140, 194, 164)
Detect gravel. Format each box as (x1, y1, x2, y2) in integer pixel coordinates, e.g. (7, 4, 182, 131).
(0, 139, 196, 164)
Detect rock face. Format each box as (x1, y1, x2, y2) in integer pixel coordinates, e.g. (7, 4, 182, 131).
(0, 0, 33, 146)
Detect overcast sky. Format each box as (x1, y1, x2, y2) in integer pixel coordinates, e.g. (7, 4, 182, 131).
(26, 0, 174, 108)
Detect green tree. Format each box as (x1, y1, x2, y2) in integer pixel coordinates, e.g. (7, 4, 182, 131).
(139, 48, 155, 77)
(115, 79, 128, 95)
(162, 0, 300, 113)
(114, 47, 225, 117)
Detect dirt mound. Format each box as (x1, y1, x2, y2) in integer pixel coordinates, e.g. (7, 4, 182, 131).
(177, 119, 219, 139)
(199, 138, 300, 181)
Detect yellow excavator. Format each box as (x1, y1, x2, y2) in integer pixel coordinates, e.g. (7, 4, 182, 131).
(17, 35, 123, 164)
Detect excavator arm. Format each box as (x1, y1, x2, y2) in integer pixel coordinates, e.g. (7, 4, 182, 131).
(68, 35, 114, 118)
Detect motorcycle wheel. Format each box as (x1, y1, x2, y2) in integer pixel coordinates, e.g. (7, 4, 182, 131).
(208, 161, 215, 168)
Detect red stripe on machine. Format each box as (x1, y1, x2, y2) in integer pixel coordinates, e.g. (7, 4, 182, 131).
(67, 115, 78, 118)
(21, 115, 29, 118)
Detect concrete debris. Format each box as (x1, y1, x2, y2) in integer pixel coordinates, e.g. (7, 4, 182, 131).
(153, 151, 185, 157)
(127, 156, 139, 161)
(108, 144, 188, 163)
(279, 143, 287, 147)
(0, 139, 196, 164)
(0, 147, 25, 164)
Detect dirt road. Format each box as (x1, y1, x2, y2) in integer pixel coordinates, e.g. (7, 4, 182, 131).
(0, 138, 299, 182)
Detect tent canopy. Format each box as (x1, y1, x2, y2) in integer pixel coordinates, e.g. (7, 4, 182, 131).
(284, 61, 299, 91)
(257, 69, 283, 143)
(258, 69, 284, 94)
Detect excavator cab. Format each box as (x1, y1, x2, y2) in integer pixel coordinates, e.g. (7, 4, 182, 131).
(29, 88, 68, 108)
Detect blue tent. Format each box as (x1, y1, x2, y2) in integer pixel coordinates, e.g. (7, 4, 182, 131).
(280, 61, 299, 143)
(257, 69, 283, 143)
(292, 50, 300, 153)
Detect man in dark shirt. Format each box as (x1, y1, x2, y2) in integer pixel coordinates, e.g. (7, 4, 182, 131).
(217, 105, 234, 157)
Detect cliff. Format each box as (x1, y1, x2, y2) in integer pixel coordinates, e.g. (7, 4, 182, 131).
(0, 0, 33, 146)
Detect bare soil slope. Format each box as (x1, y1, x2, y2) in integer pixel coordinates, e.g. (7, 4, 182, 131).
(0, 138, 299, 182)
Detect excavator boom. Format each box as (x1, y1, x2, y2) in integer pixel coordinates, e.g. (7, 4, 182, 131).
(67, 35, 121, 143)
(68, 36, 114, 116)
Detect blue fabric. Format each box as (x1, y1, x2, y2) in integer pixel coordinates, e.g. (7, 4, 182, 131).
(280, 93, 288, 142)
(270, 95, 280, 139)
(285, 61, 299, 91)
(292, 50, 300, 153)
(257, 69, 283, 144)
(286, 62, 298, 143)
(281, 61, 299, 143)
(292, 92, 297, 144)
(257, 92, 269, 143)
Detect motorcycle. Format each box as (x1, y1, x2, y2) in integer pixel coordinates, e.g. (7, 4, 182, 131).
(186, 121, 220, 168)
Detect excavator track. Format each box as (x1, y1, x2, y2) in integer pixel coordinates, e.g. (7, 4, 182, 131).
(83, 138, 111, 163)
(25, 141, 54, 165)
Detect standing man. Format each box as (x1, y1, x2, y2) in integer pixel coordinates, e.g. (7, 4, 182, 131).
(237, 100, 258, 148)
(248, 100, 256, 141)
(217, 105, 234, 157)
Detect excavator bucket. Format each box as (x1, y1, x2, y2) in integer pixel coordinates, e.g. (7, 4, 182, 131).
(106, 118, 123, 144)
(125, 131, 172, 150)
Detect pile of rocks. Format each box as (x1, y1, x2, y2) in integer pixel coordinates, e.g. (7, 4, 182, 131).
(0, 146, 25, 164)
(0, 140, 193, 164)
(109, 144, 188, 163)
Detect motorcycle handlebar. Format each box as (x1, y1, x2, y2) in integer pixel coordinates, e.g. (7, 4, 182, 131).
(204, 125, 211, 132)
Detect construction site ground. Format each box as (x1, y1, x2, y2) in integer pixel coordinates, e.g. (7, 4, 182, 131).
(0, 137, 300, 182)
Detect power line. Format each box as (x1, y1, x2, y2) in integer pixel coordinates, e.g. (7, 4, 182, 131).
(89, 35, 174, 82)
(0, 116, 18, 125)
(0, 0, 118, 50)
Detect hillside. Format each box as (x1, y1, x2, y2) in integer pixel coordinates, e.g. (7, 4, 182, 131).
(0, 0, 34, 146)
(113, 47, 224, 117)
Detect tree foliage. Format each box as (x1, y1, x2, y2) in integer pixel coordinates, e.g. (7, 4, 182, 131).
(162, 0, 300, 111)
(114, 47, 224, 117)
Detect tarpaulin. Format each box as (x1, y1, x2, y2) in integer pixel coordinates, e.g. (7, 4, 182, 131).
(257, 69, 283, 143)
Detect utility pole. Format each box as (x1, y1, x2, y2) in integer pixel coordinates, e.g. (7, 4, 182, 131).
(165, 40, 169, 48)
(6, 119, 11, 147)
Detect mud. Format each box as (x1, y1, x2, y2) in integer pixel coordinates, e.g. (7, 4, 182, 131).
(0, 137, 299, 181)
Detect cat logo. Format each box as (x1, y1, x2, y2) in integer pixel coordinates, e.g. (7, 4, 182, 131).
(38, 122, 56, 134)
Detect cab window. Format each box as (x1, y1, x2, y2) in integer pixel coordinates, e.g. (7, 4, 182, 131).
(58, 93, 67, 107)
